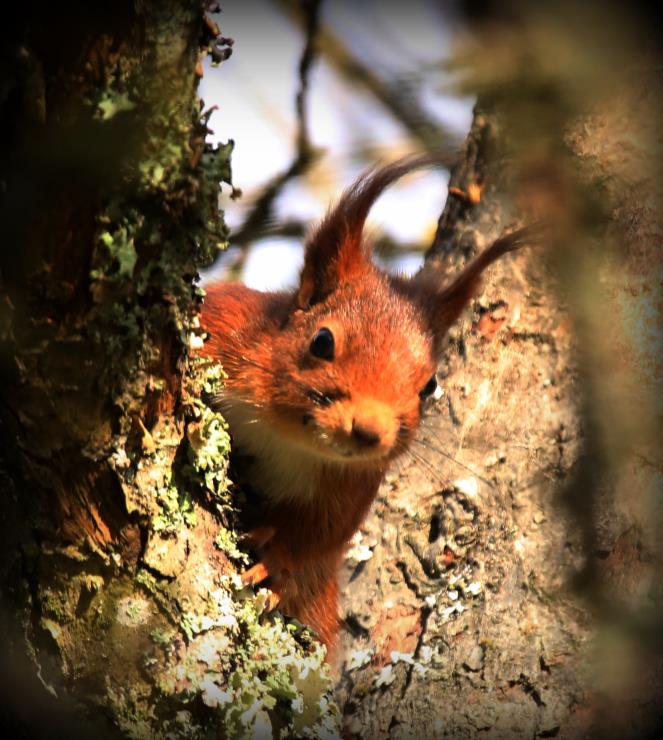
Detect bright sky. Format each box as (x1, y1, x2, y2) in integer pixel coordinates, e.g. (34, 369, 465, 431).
(199, 0, 473, 290)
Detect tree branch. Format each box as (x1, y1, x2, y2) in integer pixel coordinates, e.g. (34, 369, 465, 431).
(231, 0, 323, 249)
(275, 0, 460, 154)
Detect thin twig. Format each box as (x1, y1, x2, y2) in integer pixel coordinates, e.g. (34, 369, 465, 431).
(276, 0, 460, 154)
(231, 0, 323, 248)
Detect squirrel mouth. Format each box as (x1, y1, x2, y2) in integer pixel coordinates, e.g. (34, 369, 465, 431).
(313, 428, 393, 463)
(300, 407, 397, 462)
(296, 413, 388, 461)
(321, 442, 391, 463)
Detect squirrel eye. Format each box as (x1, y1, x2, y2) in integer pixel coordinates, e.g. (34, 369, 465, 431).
(309, 327, 335, 360)
(419, 374, 438, 400)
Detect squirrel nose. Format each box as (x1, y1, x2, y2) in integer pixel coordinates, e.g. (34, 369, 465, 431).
(345, 397, 397, 453)
(351, 419, 381, 447)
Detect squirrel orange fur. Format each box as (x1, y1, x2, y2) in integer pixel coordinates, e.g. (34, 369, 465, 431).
(201, 156, 532, 652)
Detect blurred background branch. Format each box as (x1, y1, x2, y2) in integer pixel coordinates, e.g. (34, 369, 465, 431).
(223, 0, 323, 277)
(202, 0, 463, 287)
(275, 0, 460, 154)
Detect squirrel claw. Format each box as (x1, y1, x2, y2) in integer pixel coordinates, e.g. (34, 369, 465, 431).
(242, 564, 283, 612)
(262, 588, 281, 612)
(241, 561, 270, 586)
(240, 535, 296, 610)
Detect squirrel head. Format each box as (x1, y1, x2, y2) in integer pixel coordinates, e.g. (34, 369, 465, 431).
(209, 156, 531, 467)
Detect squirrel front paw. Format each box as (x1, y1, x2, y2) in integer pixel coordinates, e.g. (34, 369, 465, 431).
(240, 527, 298, 611)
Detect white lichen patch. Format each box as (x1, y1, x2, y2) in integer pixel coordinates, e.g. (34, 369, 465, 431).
(441, 602, 466, 622)
(188, 332, 205, 350)
(181, 588, 239, 638)
(419, 645, 434, 664)
(374, 664, 396, 688)
(389, 650, 429, 676)
(346, 530, 376, 563)
(390, 650, 415, 665)
(347, 647, 374, 670)
(477, 379, 492, 408)
(467, 581, 483, 596)
(201, 673, 232, 708)
(213, 612, 339, 737)
(453, 476, 479, 498)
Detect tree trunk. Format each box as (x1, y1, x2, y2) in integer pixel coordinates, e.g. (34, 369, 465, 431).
(336, 11, 663, 740)
(2, 3, 661, 740)
(0, 3, 336, 737)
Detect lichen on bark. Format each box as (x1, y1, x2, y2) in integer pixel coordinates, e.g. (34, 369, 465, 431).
(0, 2, 337, 737)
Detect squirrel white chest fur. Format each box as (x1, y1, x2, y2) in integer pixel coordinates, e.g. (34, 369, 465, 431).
(220, 396, 327, 506)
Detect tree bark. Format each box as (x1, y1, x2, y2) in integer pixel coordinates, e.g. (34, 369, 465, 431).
(0, 3, 336, 737)
(336, 12, 663, 740)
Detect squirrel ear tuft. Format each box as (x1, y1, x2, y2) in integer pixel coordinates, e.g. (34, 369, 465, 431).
(297, 154, 448, 309)
(416, 226, 536, 353)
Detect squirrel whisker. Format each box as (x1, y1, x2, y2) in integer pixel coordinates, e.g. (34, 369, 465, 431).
(409, 436, 495, 489)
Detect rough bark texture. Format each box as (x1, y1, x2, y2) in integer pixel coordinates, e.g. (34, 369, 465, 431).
(336, 109, 588, 739)
(0, 4, 336, 738)
(336, 76, 663, 740)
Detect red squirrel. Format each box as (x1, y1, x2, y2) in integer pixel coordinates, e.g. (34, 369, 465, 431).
(201, 156, 531, 651)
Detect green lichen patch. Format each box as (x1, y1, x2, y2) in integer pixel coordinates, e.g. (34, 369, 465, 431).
(93, 219, 140, 281)
(96, 90, 137, 121)
(182, 357, 232, 507)
(110, 418, 198, 536)
(183, 356, 226, 409)
(211, 593, 340, 739)
(160, 340, 340, 735)
(150, 626, 178, 645)
(150, 575, 340, 739)
(214, 526, 247, 564)
(83, 40, 233, 420)
(186, 409, 231, 501)
(152, 483, 197, 534)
